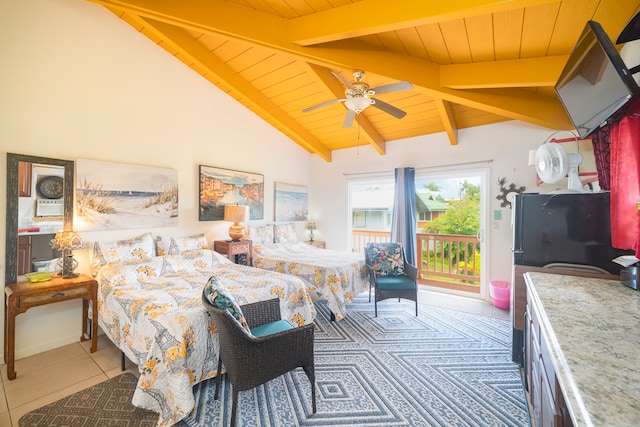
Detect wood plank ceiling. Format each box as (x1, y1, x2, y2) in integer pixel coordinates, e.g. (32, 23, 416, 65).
(89, 0, 640, 162)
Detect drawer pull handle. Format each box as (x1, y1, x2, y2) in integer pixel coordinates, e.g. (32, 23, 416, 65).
(51, 292, 64, 298)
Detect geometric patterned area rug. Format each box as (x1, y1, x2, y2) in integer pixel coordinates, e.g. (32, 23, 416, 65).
(18, 372, 157, 427)
(183, 295, 531, 427)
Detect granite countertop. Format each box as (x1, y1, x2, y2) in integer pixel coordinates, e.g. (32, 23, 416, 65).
(524, 272, 640, 427)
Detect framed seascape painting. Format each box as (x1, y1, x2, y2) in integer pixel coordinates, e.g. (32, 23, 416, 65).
(199, 165, 264, 221)
(274, 182, 309, 221)
(76, 159, 178, 231)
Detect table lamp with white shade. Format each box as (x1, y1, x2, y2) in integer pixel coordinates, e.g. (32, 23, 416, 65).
(51, 231, 83, 279)
(224, 204, 250, 241)
(306, 220, 317, 242)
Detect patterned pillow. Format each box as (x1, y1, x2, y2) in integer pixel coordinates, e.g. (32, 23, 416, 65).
(248, 225, 274, 245)
(155, 236, 173, 256)
(273, 222, 298, 243)
(156, 233, 208, 256)
(203, 276, 251, 334)
(91, 233, 155, 276)
(366, 242, 405, 277)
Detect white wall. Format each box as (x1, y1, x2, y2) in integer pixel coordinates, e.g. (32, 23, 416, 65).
(0, 0, 311, 360)
(0, 0, 573, 362)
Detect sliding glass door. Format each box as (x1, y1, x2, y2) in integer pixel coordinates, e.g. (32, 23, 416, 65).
(348, 166, 488, 297)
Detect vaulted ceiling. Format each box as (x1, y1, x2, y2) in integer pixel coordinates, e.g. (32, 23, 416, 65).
(89, 0, 640, 162)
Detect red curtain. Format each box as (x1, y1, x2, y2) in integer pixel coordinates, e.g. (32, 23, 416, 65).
(592, 98, 640, 257)
(591, 127, 611, 191)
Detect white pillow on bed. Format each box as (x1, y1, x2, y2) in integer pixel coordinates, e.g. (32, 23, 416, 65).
(248, 224, 274, 245)
(156, 233, 209, 256)
(91, 232, 155, 276)
(273, 222, 298, 243)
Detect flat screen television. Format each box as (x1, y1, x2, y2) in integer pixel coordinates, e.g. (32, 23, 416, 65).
(555, 20, 639, 139)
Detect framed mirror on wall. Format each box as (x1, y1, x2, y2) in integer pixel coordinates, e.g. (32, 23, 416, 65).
(5, 153, 74, 285)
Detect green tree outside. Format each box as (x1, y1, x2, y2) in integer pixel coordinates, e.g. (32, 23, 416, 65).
(421, 180, 481, 280)
(422, 180, 480, 236)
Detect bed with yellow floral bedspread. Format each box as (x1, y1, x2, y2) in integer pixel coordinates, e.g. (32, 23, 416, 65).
(252, 240, 368, 321)
(96, 249, 315, 427)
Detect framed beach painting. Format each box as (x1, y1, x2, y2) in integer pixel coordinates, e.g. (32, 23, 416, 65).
(274, 182, 309, 221)
(199, 165, 264, 221)
(75, 159, 178, 231)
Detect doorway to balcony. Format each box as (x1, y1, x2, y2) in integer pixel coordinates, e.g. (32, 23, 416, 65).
(348, 166, 488, 297)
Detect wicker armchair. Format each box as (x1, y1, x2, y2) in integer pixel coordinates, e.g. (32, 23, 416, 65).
(202, 297, 316, 426)
(365, 242, 418, 317)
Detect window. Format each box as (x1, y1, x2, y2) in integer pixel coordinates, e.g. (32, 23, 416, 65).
(384, 211, 392, 228)
(419, 211, 432, 221)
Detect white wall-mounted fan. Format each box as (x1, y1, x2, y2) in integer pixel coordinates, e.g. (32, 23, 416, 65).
(535, 131, 585, 192)
(302, 69, 413, 127)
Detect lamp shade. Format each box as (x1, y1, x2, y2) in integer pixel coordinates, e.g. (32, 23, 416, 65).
(52, 231, 83, 279)
(224, 205, 249, 241)
(51, 231, 83, 251)
(224, 205, 249, 223)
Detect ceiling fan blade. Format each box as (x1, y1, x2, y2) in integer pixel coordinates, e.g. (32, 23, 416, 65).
(342, 110, 356, 128)
(331, 71, 354, 89)
(370, 81, 413, 95)
(302, 98, 345, 113)
(371, 99, 407, 119)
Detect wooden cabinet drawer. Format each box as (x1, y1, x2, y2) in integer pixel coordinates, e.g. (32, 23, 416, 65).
(541, 368, 559, 427)
(540, 330, 557, 398)
(531, 357, 542, 427)
(525, 277, 574, 427)
(20, 287, 90, 307)
(528, 302, 540, 346)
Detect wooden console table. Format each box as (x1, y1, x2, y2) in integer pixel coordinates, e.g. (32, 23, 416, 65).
(4, 273, 98, 380)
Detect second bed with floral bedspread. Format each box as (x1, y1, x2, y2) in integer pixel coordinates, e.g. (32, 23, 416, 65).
(250, 223, 369, 321)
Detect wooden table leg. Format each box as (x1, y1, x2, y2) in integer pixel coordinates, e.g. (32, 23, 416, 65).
(82, 298, 88, 340)
(5, 296, 17, 380)
(90, 296, 98, 353)
(3, 295, 7, 368)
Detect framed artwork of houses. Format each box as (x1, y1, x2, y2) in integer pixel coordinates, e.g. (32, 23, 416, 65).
(76, 159, 178, 231)
(199, 165, 264, 221)
(274, 182, 309, 221)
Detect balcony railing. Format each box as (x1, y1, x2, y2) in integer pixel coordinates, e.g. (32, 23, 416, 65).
(352, 229, 480, 293)
(352, 230, 390, 253)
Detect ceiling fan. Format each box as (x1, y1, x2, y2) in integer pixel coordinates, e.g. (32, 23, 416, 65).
(302, 70, 413, 128)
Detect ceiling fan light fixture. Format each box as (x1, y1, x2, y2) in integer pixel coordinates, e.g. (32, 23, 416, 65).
(344, 97, 373, 113)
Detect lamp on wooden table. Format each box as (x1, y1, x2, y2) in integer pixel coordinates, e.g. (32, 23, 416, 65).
(51, 231, 83, 279)
(306, 220, 316, 242)
(224, 204, 249, 242)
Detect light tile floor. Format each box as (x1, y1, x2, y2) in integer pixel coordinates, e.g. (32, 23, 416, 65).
(0, 290, 510, 426)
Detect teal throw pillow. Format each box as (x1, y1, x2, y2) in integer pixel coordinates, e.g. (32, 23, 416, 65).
(203, 276, 251, 334)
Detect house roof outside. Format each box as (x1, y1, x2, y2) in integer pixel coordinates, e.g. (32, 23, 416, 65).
(416, 193, 448, 213)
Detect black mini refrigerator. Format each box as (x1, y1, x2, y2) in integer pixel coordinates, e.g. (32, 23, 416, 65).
(510, 191, 629, 364)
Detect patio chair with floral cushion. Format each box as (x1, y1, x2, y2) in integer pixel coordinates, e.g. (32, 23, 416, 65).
(364, 242, 418, 317)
